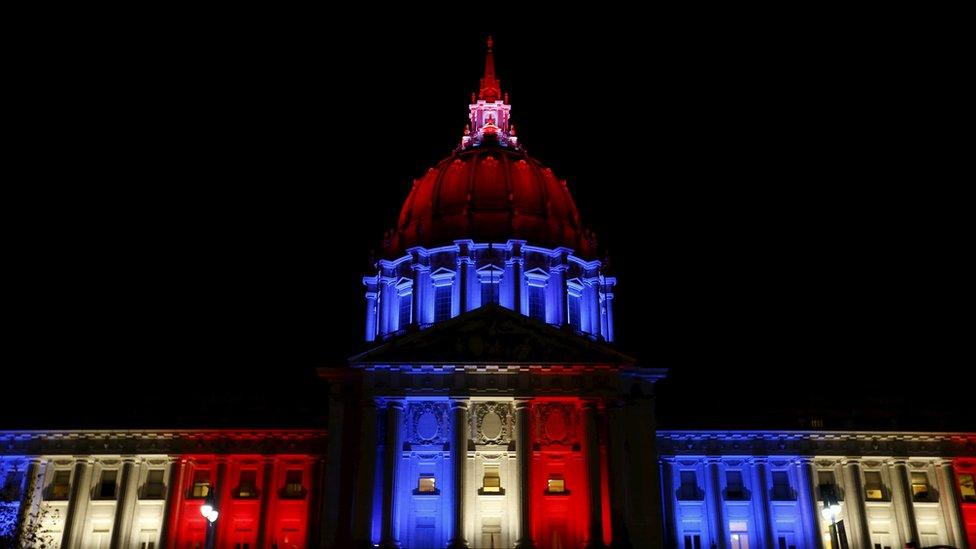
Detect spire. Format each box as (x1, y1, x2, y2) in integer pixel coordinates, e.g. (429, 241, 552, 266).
(479, 35, 501, 102)
(462, 36, 517, 151)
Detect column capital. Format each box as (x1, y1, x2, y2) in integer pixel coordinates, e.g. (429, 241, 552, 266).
(514, 397, 533, 410)
(841, 457, 861, 467)
(705, 456, 724, 466)
(890, 457, 911, 466)
(383, 397, 405, 410)
(449, 398, 469, 410)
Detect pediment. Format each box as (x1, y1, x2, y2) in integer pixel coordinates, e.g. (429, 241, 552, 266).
(350, 304, 634, 365)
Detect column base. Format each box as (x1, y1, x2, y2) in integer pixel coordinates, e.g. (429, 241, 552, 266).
(446, 538, 469, 549)
(608, 538, 633, 549)
(514, 539, 536, 549)
(378, 540, 401, 549)
(351, 542, 376, 549)
(584, 541, 607, 549)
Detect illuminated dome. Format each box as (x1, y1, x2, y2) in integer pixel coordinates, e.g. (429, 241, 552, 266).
(383, 36, 595, 257)
(387, 145, 593, 256)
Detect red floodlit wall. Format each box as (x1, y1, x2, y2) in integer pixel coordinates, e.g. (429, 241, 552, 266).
(529, 398, 590, 549)
(955, 459, 976, 548)
(166, 454, 317, 549)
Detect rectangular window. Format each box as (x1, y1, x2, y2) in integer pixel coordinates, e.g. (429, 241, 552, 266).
(772, 471, 792, 500)
(726, 470, 745, 500)
(546, 475, 565, 494)
(418, 475, 436, 493)
(481, 280, 499, 305)
(282, 470, 304, 498)
(398, 292, 412, 328)
(143, 470, 165, 499)
(434, 284, 452, 322)
(2, 471, 24, 501)
(817, 470, 839, 501)
(960, 473, 976, 503)
(911, 472, 930, 500)
(482, 465, 501, 494)
(729, 521, 749, 549)
(528, 285, 545, 321)
(864, 471, 884, 500)
(97, 469, 118, 499)
(568, 294, 581, 330)
(236, 470, 257, 498)
(49, 470, 71, 500)
(679, 470, 699, 500)
(190, 470, 211, 498)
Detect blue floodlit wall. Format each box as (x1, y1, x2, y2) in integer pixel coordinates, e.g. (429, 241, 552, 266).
(0, 457, 29, 540)
(662, 454, 813, 549)
(396, 398, 454, 549)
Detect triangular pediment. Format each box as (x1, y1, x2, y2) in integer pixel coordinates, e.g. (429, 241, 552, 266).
(350, 304, 635, 365)
(430, 266, 456, 278)
(475, 263, 505, 274)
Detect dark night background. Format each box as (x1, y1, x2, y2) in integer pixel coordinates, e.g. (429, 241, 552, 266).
(5, 20, 970, 431)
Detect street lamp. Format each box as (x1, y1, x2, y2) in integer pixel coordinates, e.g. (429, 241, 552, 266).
(200, 491, 218, 548)
(820, 485, 844, 549)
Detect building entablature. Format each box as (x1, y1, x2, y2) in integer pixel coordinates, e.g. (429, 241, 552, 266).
(0, 429, 328, 457)
(657, 430, 976, 458)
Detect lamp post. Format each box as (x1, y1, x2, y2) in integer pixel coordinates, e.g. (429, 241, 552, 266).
(820, 485, 844, 549)
(200, 491, 219, 549)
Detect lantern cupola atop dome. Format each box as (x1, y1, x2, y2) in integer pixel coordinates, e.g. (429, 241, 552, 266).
(462, 36, 518, 150)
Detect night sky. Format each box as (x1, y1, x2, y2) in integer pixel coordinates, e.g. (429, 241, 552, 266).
(6, 23, 970, 431)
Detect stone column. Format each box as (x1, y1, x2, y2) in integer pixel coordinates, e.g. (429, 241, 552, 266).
(799, 459, 826, 549)
(62, 459, 93, 548)
(211, 459, 228, 548)
(380, 399, 404, 549)
(607, 401, 631, 549)
(515, 398, 535, 549)
(448, 399, 469, 549)
(752, 459, 775, 549)
(411, 265, 423, 327)
(842, 459, 872, 549)
(111, 457, 140, 549)
(706, 458, 727, 549)
(891, 459, 920, 545)
(365, 289, 379, 341)
(586, 278, 600, 338)
(583, 401, 605, 548)
(457, 247, 473, 313)
(321, 382, 346, 548)
(307, 458, 326, 548)
(379, 276, 395, 336)
(937, 461, 968, 549)
(599, 291, 610, 341)
(160, 457, 184, 549)
(512, 249, 524, 314)
(549, 264, 566, 325)
(256, 458, 275, 548)
(352, 399, 379, 548)
(660, 457, 676, 549)
(14, 459, 43, 545)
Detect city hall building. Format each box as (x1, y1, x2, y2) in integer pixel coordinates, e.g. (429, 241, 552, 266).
(1, 39, 974, 549)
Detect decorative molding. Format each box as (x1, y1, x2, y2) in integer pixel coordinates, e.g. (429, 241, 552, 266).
(407, 401, 451, 445)
(0, 430, 327, 456)
(534, 402, 579, 447)
(657, 431, 976, 458)
(473, 402, 513, 446)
